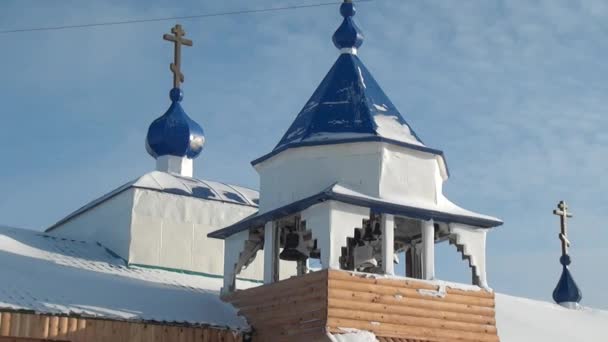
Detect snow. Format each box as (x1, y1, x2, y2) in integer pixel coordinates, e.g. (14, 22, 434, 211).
(373, 114, 423, 146)
(357, 66, 367, 89)
(49, 171, 259, 230)
(496, 293, 608, 342)
(328, 328, 378, 342)
(337, 270, 484, 293)
(417, 285, 447, 298)
(0, 226, 256, 329)
(372, 104, 388, 112)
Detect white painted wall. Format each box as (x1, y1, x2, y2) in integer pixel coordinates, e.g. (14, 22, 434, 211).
(379, 143, 444, 205)
(49, 189, 135, 261)
(256, 142, 447, 215)
(156, 155, 193, 177)
(130, 188, 264, 280)
(255, 142, 383, 213)
(49, 187, 267, 281)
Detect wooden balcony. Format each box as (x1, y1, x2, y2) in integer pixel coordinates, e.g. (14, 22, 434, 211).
(224, 270, 499, 342)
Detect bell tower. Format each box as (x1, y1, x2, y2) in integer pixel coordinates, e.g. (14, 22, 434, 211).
(211, 0, 501, 289)
(209, 2, 503, 340)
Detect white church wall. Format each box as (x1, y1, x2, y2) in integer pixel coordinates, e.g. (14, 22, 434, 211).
(379, 144, 443, 204)
(256, 142, 383, 214)
(48, 189, 135, 261)
(130, 188, 265, 280)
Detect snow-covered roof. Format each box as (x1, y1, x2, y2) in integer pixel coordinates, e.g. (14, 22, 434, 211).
(209, 183, 502, 239)
(2, 226, 606, 339)
(495, 293, 608, 341)
(48, 171, 259, 231)
(0, 226, 256, 329)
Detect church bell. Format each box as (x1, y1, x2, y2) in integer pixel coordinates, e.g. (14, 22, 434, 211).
(362, 220, 376, 242)
(279, 230, 308, 261)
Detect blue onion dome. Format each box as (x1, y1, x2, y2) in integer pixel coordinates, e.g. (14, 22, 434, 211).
(146, 88, 205, 159)
(552, 255, 583, 305)
(333, 0, 364, 51)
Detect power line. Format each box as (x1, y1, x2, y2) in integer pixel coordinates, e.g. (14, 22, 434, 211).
(0, 0, 373, 35)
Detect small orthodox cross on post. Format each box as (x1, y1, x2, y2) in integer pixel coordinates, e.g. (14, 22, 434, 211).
(163, 24, 193, 89)
(553, 200, 573, 257)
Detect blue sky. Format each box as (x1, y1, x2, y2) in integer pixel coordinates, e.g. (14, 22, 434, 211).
(1, 0, 607, 308)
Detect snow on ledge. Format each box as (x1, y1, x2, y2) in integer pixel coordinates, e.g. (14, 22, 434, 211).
(328, 328, 378, 342)
(337, 270, 487, 293)
(373, 114, 423, 147)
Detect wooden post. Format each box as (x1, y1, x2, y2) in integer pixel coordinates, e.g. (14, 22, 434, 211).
(222, 253, 236, 295)
(264, 221, 280, 284)
(405, 247, 413, 278)
(381, 214, 395, 275)
(223, 271, 236, 295)
(421, 219, 435, 280)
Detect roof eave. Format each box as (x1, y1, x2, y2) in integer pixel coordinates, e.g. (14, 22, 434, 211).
(208, 185, 501, 240)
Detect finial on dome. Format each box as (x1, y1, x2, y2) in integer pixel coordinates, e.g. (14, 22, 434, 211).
(145, 24, 205, 178)
(551, 201, 582, 308)
(332, 0, 364, 54)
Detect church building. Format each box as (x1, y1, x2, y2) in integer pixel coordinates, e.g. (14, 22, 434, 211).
(0, 1, 603, 342)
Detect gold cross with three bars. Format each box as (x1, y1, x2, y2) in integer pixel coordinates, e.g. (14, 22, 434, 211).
(553, 200, 573, 256)
(163, 24, 193, 89)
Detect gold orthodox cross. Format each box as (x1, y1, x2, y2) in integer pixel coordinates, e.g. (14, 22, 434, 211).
(163, 24, 193, 88)
(553, 200, 573, 256)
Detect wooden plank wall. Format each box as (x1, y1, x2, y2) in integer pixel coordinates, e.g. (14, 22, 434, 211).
(224, 270, 329, 342)
(0, 337, 68, 342)
(225, 269, 499, 342)
(0, 311, 243, 342)
(327, 270, 499, 342)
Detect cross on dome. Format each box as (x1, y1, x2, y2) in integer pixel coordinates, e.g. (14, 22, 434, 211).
(553, 200, 573, 256)
(551, 200, 582, 308)
(145, 24, 205, 177)
(163, 24, 193, 89)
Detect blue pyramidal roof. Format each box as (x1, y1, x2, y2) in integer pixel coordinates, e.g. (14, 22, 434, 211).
(252, 1, 446, 168)
(275, 53, 425, 149)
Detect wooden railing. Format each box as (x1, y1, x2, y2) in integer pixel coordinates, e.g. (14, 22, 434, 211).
(224, 270, 329, 342)
(225, 270, 499, 342)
